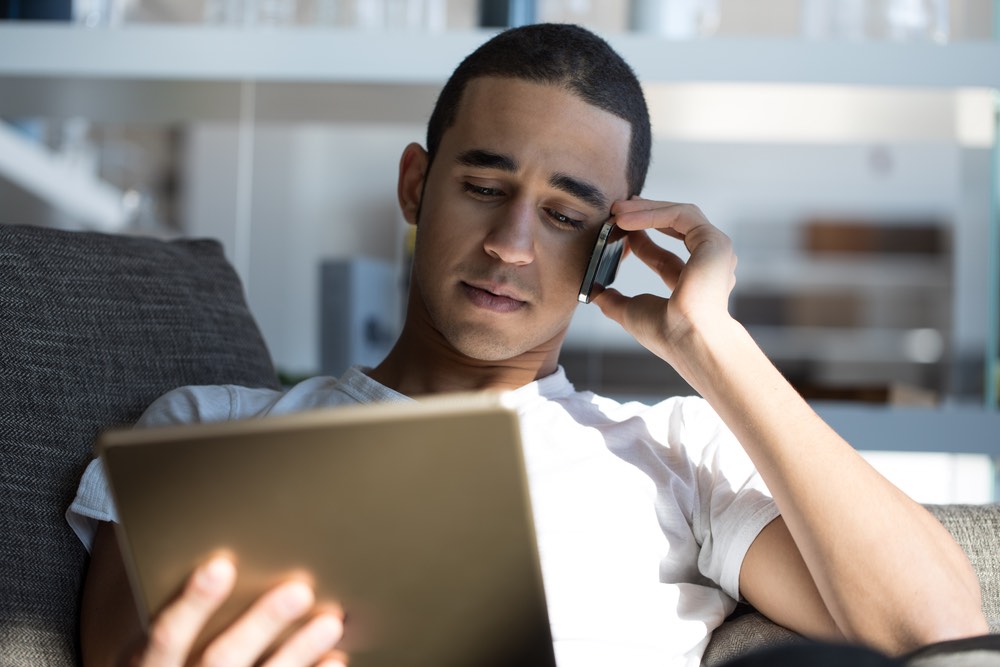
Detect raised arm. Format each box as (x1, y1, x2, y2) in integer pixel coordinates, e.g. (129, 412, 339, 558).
(593, 198, 988, 654)
(81, 521, 346, 667)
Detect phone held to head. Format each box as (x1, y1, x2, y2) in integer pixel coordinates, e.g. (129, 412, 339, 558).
(578, 221, 626, 304)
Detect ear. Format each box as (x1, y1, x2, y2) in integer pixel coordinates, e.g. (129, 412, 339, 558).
(398, 142, 429, 226)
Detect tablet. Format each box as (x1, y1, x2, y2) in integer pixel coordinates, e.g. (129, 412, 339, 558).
(97, 393, 555, 667)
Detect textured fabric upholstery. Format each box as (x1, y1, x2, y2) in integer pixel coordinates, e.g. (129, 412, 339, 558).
(0, 224, 280, 666)
(926, 504, 1000, 625)
(703, 609, 804, 667)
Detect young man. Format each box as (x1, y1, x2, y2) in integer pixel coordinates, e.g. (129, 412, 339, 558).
(69, 23, 987, 667)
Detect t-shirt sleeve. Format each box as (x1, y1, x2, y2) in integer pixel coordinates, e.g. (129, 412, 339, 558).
(64, 384, 239, 552)
(684, 399, 780, 601)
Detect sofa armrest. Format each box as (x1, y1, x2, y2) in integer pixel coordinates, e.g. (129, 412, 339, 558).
(925, 504, 1000, 626)
(702, 503, 1000, 666)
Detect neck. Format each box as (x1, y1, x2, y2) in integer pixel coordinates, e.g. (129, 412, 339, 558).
(370, 337, 558, 397)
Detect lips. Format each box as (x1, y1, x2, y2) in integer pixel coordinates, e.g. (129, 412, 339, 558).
(461, 281, 527, 313)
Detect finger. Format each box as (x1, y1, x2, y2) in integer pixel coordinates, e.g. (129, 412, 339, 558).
(262, 613, 345, 667)
(316, 653, 350, 667)
(141, 557, 236, 667)
(611, 198, 680, 231)
(593, 289, 671, 347)
(611, 195, 674, 215)
(613, 199, 711, 240)
(198, 580, 315, 667)
(611, 197, 684, 225)
(592, 287, 629, 326)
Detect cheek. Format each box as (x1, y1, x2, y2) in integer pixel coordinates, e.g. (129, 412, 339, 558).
(414, 188, 474, 249)
(413, 216, 473, 276)
(541, 238, 593, 300)
(570, 235, 597, 281)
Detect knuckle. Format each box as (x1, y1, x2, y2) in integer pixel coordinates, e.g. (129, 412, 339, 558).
(147, 618, 183, 656)
(199, 642, 238, 667)
(678, 203, 702, 219)
(321, 649, 351, 667)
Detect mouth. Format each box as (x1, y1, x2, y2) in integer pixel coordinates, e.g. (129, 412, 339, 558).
(461, 281, 528, 313)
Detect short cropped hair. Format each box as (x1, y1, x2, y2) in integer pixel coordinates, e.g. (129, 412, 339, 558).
(426, 23, 652, 197)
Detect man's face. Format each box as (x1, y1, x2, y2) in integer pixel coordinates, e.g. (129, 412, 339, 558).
(409, 77, 632, 362)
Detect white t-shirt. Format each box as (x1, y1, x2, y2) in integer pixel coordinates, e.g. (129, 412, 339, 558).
(68, 366, 778, 667)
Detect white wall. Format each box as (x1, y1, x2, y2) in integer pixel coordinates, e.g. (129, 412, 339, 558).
(181, 98, 994, 380)
(183, 122, 419, 376)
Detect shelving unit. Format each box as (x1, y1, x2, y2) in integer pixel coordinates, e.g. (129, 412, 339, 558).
(1, 23, 999, 86)
(1, 21, 998, 428)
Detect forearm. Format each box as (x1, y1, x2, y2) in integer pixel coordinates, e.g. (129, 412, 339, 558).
(597, 201, 987, 649)
(675, 316, 987, 651)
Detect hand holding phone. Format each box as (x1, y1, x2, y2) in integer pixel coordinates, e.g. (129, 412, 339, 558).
(578, 221, 626, 304)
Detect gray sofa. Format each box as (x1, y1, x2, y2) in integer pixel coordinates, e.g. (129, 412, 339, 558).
(702, 502, 1000, 666)
(1, 223, 997, 666)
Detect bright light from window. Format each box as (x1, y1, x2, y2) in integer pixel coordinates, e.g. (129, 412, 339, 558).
(643, 83, 995, 146)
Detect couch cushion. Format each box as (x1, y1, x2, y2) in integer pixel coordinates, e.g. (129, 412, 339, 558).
(0, 224, 280, 666)
(701, 608, 804, 667)
(926, 504, 1000, 624)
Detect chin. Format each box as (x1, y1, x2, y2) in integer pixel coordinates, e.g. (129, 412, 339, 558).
(447, 326, 563, 364)
(452, 339, 526, 362)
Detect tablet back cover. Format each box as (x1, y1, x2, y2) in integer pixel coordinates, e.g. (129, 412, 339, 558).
(98, 395, 554, 667)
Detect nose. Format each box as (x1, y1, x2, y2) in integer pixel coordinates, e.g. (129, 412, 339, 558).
(483, 200, 536, 266)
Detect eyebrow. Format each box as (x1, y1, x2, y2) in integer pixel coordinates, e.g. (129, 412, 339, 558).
(457, 149, 517, 172)
(456, 148, 609, 212)
(550, 172, 609, 212)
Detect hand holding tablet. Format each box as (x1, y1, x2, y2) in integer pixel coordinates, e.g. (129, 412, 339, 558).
(98, 395, 556, 667)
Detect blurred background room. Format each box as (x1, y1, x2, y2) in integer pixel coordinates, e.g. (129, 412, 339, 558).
(1, 0, 998, 501)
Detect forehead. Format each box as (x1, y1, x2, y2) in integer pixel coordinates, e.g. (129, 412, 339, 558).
(441, 77, 631, 199)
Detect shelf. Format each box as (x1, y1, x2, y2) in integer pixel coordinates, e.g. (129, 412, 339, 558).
(1, 23, 999, 88)
(0, 24, 488, 84)
(1, 21, 998, 405)
(0, 78, 443, 123)
(746, 325, 945, 365)
(734, 256, 950, 291)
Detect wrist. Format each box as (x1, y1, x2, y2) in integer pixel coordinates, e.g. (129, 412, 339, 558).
(667, 314, 756, 395)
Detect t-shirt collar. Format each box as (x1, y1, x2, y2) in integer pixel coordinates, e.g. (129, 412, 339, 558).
(341, 364, 575, 408)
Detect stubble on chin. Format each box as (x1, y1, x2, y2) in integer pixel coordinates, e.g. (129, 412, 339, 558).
(433, 301, 575, 365)
(426, 300, 531, 362)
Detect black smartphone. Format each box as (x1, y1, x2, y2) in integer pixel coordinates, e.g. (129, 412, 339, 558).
(578, 221, 626, 304)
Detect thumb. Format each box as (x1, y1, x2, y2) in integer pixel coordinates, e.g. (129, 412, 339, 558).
(592, 287, 628, 327)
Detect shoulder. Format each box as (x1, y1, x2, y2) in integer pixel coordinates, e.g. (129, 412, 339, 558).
(135, 375, 363, 428)
(562, 391, 738, 458)
(135, 384, 283, 428)
(567, 390, 717, 432)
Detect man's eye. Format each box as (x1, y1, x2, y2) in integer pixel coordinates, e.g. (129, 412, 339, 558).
(463, 183, 503, 198)
(546, 209, 585, 230)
